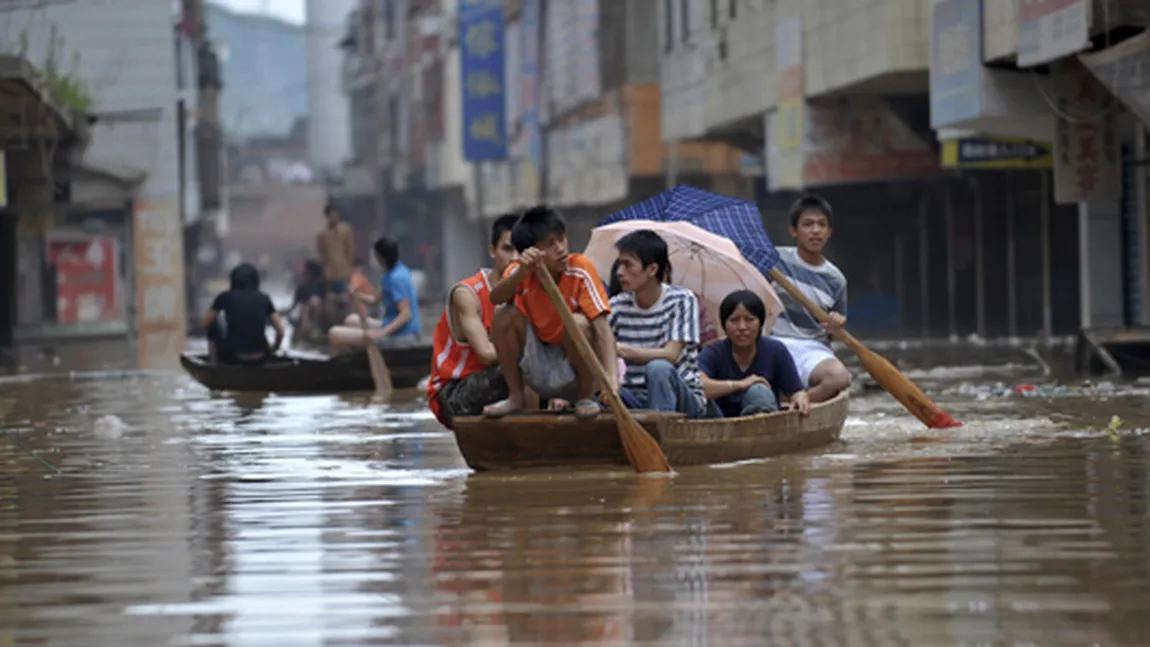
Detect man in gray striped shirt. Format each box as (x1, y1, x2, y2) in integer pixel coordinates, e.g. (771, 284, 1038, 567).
(608, 230, 709, 419)
(769, 193, 852, 403)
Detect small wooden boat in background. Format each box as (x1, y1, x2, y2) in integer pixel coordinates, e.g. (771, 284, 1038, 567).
(179, 345, 431, 393)
(451, 390, 850, 472)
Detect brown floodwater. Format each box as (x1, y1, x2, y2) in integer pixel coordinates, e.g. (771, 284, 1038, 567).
(1, 363, 1149, 646)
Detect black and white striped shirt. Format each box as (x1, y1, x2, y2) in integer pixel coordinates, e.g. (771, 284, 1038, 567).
(608, 284, 705, 406)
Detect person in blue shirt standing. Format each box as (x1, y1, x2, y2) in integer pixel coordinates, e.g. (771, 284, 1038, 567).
(698, 290, 811, 417)
(329, 235, 422, 351)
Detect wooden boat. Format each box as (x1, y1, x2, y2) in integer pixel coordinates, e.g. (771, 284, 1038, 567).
(451, 390, 850, 471)
(179, 345, 431, 392)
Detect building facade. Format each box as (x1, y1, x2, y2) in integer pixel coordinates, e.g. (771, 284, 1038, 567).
(662, 0, 1150, 340)
(0, 0, 193, 367)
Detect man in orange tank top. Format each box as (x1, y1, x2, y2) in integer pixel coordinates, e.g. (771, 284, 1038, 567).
(427, 214, 521, 428)
(483, 206, 618, 421)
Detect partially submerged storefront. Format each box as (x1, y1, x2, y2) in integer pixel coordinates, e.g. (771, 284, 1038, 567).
(0, 55, 143, 348)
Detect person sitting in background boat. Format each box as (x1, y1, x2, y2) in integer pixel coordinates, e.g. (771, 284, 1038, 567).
(284, 259, 325, 338)
(609, 230, 710, 419)
(329, 236, 423, 351)
(316, 203, 355, 324)
(698, 290, 810, 417)
(483, 205, 618, 420)
(202, 262, 284, 365)
(769, 192, 852, 402)
(348, 257, 376, 302)
(427, 213, 520, 429)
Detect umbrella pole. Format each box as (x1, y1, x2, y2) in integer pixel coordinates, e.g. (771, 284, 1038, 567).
(767, 268, 962, 429)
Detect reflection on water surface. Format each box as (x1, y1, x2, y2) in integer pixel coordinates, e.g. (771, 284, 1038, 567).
(0, 371, 1148, 645)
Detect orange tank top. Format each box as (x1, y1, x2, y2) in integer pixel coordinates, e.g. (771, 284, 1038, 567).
(427, 270, 496, 426)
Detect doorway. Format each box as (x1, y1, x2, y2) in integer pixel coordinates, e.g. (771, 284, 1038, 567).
(0, 214, 15, 348)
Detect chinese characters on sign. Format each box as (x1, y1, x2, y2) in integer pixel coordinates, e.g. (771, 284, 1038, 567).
(1051, 59, 1121, 204)
(459, 0, 507, 161)
(767, 14, 804, 191)
(1017, 0, 1090, 68)
(929, 0, 982, 128)
(133, 203, 186, 369)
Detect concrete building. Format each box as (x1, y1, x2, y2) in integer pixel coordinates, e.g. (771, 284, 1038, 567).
(0, 0, 193, 368)
(306, 0, 356, 176)
(660, 0, 1150, 344)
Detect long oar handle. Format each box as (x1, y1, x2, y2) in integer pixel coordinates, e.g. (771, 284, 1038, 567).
(533, 267, 626, 415)
(767, 267, 861, 348)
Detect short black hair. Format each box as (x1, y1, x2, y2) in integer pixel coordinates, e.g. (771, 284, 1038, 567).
(719, 289, 766, 327)
(608, 258, 623, 297)
(230, 262, 261, 291)
(491, 213, 520, 247)
(373, 236, 399, 269)
(788, 192, 833, 228)
(615, 229, 672, 282)
(511, 205, 566, 253)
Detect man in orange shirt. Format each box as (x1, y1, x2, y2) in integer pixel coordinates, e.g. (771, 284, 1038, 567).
(483, 206, 618, 420)
(427, 214, 520, 429)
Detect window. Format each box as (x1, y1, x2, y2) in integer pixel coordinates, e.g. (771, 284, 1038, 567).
(664, 0, 674, 52)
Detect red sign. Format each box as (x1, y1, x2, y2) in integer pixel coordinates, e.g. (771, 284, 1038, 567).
(47, 235, 120, 323)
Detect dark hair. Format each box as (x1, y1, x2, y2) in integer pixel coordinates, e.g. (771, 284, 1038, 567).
(304, 259, 323, 278)
(788, 192, 833, 228)
(373, 236, 399, 269)
(615, 229, 672, 282)
(719, 290, 766, 327)
(323, 203, 338, 216)
(230, 262, 261, 291)
(511, 205, 566, 252)
(491, 213, 520, 247)
(607, 258, 623, 297)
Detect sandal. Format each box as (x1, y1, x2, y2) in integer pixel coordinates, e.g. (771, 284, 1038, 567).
(482, 398, 522, 419)
(573, 398, 601, 421)
(547, 398, 571, 411)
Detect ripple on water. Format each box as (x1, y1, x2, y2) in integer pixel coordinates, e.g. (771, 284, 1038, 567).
(0, 371, 1149, 645)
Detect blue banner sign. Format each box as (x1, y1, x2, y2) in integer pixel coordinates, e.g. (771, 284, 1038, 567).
(929, 0, 982, 129)
(459, 0, 507, 161)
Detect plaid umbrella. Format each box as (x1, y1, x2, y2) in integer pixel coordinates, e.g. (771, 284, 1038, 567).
(599, 185, 780, 277)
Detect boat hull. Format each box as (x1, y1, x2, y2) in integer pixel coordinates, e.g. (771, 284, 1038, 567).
(179, 347, 431, 392)
(451, 390, 849, 472)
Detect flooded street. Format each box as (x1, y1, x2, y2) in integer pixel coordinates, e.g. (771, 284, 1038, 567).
(1, 361, 1149, 646)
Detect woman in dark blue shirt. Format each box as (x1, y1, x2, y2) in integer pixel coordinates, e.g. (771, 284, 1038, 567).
(697, 290, 811, 417)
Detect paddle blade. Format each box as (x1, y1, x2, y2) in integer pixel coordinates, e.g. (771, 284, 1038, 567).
(850, 341, 962, 429)
(617, 414, 671, 473)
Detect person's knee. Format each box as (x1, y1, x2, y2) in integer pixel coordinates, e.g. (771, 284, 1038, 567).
(746, 382, 776, 400)
(645, 359, 675, 381)
(492, 306, 524, 346)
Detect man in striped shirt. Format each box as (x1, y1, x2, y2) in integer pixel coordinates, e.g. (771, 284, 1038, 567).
(609, 230, 709, 419)
(769, 192, 852, 403)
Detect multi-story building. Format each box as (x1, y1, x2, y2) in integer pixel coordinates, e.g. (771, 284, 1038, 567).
(0, 0, 194, 368)
(662, 0, 1150, 342)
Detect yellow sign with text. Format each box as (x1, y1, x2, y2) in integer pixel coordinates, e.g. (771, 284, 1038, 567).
(776, 99, 805, 152)
(941, 137, 1052, 169)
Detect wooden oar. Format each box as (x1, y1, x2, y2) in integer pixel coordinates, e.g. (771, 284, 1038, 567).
(767, 267, 962, 429)
(534, 267, 672, 473)
(353, 295, 393, 398)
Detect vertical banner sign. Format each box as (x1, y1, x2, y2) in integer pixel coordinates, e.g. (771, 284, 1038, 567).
(929, 0, 982, 129)
(1017, 0, 1090, 68)
(1080, 29, 1150, 130)
(767, 14, 804, 191)
(134, 204, 186, 369)
(1051, 59, 1122, 204)
(519, 0, 542, 201)
(459, 0, 508, 161)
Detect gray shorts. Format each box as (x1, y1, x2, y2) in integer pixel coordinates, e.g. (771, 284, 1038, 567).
(374, 332, 422, 349)
(520, 325, 580, 402)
